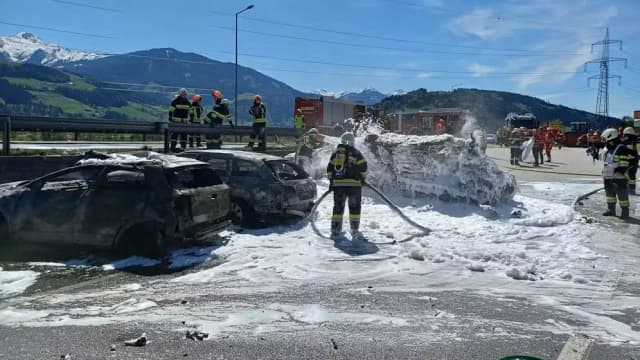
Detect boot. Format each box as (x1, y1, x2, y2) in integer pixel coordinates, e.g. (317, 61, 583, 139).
(621, 207, 630, 219)
(350, 220, 365, 241)
(602, 203, 616, 216)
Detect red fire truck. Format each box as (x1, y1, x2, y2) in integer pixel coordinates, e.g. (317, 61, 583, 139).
(385, 108, 469, 135)
(294, 97, 366, 132)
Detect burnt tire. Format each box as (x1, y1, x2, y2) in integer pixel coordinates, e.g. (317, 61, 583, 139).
(117, 224, 166, 259)
(229, 199, 256, 227)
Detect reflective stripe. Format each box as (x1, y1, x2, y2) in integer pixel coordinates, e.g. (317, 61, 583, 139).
(332, 179, 362, 186)
(606, 196, 617, 204)
(254, 118, 266, 124)
(620, 200, 630, 206)
(356, 159, 366, 165)
(331, 214, 343, 220)
(169, 106, 176, 111)
(349, 214, 360, 220)
(175, 104, 191, 109)
(630, 179, 636, 184)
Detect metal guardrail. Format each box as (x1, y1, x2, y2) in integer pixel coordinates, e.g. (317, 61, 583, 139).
(0, 115, 303, 155)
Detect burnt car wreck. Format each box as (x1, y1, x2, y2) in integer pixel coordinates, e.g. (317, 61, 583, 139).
(0, 152, 230, 257)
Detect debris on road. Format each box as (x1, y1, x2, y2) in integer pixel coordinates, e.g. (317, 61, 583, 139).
(124, 333, 147, 347)
(330, 338, 338, 350)
(110, 344, 116, 352)
(186, 330, 209, 341)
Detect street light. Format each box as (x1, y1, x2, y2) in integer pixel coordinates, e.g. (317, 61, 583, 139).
(235, 4, 254, 127)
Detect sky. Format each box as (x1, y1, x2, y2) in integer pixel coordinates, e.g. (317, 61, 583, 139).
(1, 0, 640, 117)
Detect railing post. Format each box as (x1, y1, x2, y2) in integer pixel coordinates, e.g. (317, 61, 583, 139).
(159, 122, 170, 153)
(2, 116, 10, 156)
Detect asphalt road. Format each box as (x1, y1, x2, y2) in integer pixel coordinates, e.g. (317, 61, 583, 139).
(1, 147, 639, 360)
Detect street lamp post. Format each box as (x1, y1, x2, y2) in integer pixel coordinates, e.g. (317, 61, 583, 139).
(235, 4, 254, 127)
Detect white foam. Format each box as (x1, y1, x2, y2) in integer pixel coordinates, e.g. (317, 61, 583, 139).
(0, 270, 39, 299)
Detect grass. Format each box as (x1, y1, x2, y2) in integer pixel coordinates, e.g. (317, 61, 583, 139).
(3, 77, 54, 91)
(107, 102, 164, 121)
(31, 91, 98, 117)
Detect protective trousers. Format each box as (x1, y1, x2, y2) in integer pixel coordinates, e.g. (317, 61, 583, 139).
(248, 123, 266, 150)
(331, 187, 362, 235)
(207, 120, 222, 149)
(533, 145, 544, 165)
(604, 178, 629, 212)
(510, 146, 521, 165)
(628, 166, 637, 194)
(170, 120, 187, 152)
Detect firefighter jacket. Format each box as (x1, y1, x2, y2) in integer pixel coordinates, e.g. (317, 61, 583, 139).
(207, 100, 232, 126)
(189, 102, 204, 123)
(326, 144, 368, 187)
(509, 131, 522, 147)
(169, 96, 191, 122)
(534, 130, 546, 147)
(294, 114, 305, 129)
(624, 135, 639, 166)
(602, 142, 635, 179)
(249, 103, 267, 124)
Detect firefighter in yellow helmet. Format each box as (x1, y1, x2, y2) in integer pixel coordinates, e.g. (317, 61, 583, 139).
(327, 132, 368, 240)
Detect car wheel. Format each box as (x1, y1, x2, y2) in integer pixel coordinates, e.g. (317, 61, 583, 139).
(117, 224, 166, 258)
(229, 199, 256, 227)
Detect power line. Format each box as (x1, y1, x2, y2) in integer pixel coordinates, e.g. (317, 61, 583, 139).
(0, 20, 114, 39)
(208, 10, 584, 55)
(212, 25, 588, 58)
(49, 0, 122, 13)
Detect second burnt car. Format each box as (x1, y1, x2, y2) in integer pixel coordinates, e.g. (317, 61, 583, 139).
(178, 150, 317, 226)
(0, 152, 230, 258)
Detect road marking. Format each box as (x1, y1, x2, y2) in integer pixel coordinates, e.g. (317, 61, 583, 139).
(557, 334, 594, 360)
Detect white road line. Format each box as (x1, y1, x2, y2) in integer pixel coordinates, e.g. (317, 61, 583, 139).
(556, 334, 594, 360)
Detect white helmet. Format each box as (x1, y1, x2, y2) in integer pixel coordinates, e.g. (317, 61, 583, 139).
(623, 127, 637, 136)
(601, 128, 619, 142)
(178, 88, 187, 96)
(221, 98, 230, 105)
(340, 132, 355, 146)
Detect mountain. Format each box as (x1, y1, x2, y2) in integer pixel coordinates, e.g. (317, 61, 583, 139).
(57, 48, 308, 125)
(0, 33, 106, 65)
(376, 88, 615, 130)
(312, 88, 397, 105)
(0, 61, 165, 120)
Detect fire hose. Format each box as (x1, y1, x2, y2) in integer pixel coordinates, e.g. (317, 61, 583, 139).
(305, 181, 432, 240)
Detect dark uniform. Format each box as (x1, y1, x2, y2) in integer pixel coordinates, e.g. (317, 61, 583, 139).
(248, 101, 267, 150)
(509, 130, 522, 165)
(327, 144, 368, 236)
(602, 140, 635, 218)
(206, 99, 233, 149)
(169, 95, 191, 152)
(189, 99, 204, 148)
(623, 133, 639, 195)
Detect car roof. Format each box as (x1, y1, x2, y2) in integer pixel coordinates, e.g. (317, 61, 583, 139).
(77, 151, 206, 169)
(182, 149, 284, 162)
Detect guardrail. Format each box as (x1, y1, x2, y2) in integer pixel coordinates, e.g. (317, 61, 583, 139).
(0, 115, 303, 155)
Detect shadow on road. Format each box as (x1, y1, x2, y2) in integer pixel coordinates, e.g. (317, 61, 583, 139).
(333, 239, 380, 256)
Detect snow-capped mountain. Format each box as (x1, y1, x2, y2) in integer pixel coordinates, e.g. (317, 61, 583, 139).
(312, 88, 397, 105)
(0, 32, 107, 66)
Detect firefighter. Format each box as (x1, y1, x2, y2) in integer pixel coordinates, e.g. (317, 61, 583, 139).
(509, 128, 522, 166)
(327, 132, 368, 239)
(294, 108, 305, 129)
(587, 130, 603, 162)
(168, 88, 191, 152)
(532, 127, 545, 166)
(622, 127, 639, 195)
(544, 127, 554, 162)
(296, 128, 326, 171)
(601, 128, 634, 218)
(247, 94, 267, 151)
(206, 90, 233, 149)
(188, 94, 204, 148)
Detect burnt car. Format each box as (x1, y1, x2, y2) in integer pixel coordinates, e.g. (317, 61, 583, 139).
(179, 150, 317, 226)
(0, 152, 230, 257)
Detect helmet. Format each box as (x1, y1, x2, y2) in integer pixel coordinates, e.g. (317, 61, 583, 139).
(547, 127, 552, 131)
(191, 94, 201, 103)
(253, 94, 262, 102)
(221, 98, 230, 105)
(212, 90, 222, 99)
(307, 127, 319, 135)
(601, 128, 619, 142)
(178, 88, 187, 96)
(340, 132, 355, 146)
(623, 127, 637, 136)
(297, 108, 303, 113)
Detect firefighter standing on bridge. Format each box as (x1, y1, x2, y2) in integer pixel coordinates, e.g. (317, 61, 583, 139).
(206, 90, 233, 149)
(169, 88, 191, 152)
(327, 132, 368, 240)
(623, 127, 639, 195)
(247, 94, 267, 151)
(601, 128, 635, 218)
(189, 94, 203, 148)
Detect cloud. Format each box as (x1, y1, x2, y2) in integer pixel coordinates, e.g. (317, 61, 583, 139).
(417, 72, 434, 78)
(468, 63, 495, 77)
(449, 9, 503, 40)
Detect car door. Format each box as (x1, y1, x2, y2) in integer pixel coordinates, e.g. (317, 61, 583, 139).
(13, 167, 101, 245)
(166, 165, 229, 230)
(76, 167, 150, 247)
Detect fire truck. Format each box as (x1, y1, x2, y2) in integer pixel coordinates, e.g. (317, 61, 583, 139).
(502, 113, 539, 142)
(294, 96, 366, 133)
(385, 108, 468, 135)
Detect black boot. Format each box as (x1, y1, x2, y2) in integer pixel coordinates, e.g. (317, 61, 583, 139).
(621, 207, 630, 219)
(602, 203, 616, 216)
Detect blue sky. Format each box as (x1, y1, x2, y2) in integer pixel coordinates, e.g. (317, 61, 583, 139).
(2, 0, 640, 117)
